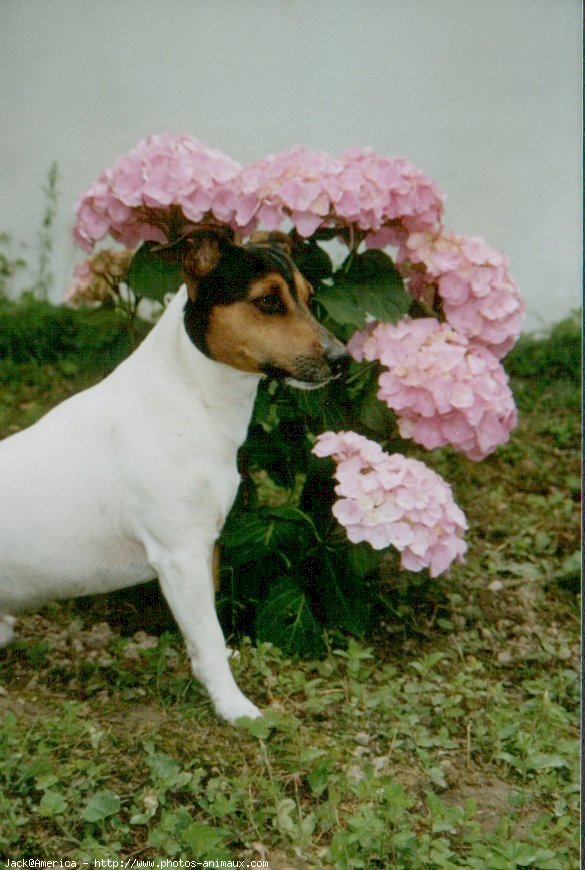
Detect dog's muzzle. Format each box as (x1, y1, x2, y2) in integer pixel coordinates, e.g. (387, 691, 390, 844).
(325, 343, 352, 379)
(264, 344, 351, 391)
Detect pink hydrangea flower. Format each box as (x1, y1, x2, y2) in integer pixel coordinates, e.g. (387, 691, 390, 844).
(230, 144, 445, 240)
(338, 147, 444, 237)
(312, 431, 467, 576)
(397, 231, 525, 358)
(231, 145, 346, 237)
(349, 318, 518, 461)
(73, 133, 242, 251)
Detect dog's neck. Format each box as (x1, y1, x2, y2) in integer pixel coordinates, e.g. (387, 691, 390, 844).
(125, 287, 262, 447)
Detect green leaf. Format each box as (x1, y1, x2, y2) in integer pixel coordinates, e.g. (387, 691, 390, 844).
(235, 715, 274, 739)
(39, 789, 67, 817)
(313, 282, 366, 328)
(524, 753, 569, 771)
(359, 388, 396, 435)
(221, 506, 315, 569)
(236, 708, 300, 738)
(552, 549, 581, 592)
(179, 822, 230, 860)
(319, 558, 370, 636)
(145, 751, 191, 790)
(35, 772, 59, 790)
(291, 381, 353, 432)
(81, 789, 121, 823)
(314, 249, 410, 329)
(493, 841, 559, 866)
(312, 227, 350, 243)
(342, 249, 411, 323)
(127, 242, 183, 303)
(291, 238, 333, 284)
(255, 576, 324, 657)
(349, 542, 383, 578)
(146, 750, 181, 780)
(308, 759, 333, 796)
(221, 512, 285, 567)
(411, 652, 445, 674)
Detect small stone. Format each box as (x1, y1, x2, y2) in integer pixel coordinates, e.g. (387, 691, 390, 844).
(372, 755, 389, 774)
(488, 579, 504, 592)
(85, 622, 114, 650)
(354, 731, 371, 747)
(132, 631, 158, 649)
(143, 790, 159, 812)
(346, 764, 365, 783)
(352, 745, 369, 757)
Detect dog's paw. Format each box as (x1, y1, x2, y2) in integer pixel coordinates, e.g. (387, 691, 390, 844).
(0, 616, 16, 648)
(214, 693, 262, 724)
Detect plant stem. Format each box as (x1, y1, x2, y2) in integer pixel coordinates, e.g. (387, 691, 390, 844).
(34, 161, 59, 299)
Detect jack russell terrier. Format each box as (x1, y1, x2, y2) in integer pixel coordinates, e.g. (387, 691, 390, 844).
(0, 230, 349, 722)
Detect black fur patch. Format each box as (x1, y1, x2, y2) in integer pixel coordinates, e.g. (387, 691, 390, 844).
(184, 244, 298, 357)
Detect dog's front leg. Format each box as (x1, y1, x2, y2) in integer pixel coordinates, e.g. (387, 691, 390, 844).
(151, 545, 261, 724)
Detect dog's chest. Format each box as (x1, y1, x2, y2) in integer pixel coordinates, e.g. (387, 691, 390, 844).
(163, 432, 243, 525)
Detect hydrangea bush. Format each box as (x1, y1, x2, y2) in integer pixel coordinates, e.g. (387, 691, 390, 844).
(70, 133, 524, 655)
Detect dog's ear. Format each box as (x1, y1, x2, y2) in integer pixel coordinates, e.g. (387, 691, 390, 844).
(248, 230, 293, 258)
(183, 234, 222, 275)
(154, 228, 234, 301)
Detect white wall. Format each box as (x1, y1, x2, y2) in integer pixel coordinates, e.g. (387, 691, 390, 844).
(1, 0, 581, 331)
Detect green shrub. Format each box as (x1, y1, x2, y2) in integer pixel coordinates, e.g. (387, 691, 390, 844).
(0, 294, 148, 374)
(505, 312, 581, 384)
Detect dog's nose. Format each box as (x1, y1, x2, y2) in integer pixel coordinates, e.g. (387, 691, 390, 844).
(327, 345, 352, 379)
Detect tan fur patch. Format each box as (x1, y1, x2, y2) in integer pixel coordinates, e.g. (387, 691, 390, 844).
(248, 230, 293, 257)
(183, 236, 223, 301)
(294, 272, 313, 305)
(205, 274, 326, 378)
(247, 273, 293, 306)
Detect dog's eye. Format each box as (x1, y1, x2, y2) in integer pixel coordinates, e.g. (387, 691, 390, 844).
(253, 293, 285, 314)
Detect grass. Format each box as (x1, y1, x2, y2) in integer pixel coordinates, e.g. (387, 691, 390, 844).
(0, 308, 580, 867)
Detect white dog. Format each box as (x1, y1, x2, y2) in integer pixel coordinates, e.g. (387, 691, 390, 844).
(0, 231, 349, 722)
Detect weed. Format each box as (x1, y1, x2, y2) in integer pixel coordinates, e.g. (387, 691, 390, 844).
(32, 161, 60, 300)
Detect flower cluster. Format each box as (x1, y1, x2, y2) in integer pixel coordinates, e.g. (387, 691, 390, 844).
(349, 318, 517, 461)
(73, 133, 242, 251)
(231, 144, 444, 239)
(227, 145, 344, 237)
(397, 231, 525, 358)
(64, 249, 133, 306)
(73, 136, 445, 249)
(312, 431, 467, 576)
(338, 147, 444, 237)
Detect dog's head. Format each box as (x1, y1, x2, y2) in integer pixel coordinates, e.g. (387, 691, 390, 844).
(164, 229, 350, 389)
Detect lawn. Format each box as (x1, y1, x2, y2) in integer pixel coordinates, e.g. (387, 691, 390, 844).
(0, 306, 580, 868)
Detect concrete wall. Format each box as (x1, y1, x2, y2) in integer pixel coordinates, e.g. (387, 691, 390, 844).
(1, 0, 581, 331)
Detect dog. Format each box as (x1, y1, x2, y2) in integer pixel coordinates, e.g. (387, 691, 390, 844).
(0, 229, 349, 722)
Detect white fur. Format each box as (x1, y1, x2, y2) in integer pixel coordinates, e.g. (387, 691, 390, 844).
(0, 287, 263, 722)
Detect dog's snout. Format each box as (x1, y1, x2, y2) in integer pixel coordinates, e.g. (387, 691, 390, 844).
(325, 341, 352, 379)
